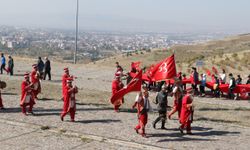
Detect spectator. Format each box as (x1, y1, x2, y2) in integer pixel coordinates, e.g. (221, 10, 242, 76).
(247, 75, 250, 97)
(191, 67, 199, 94)
(182, 74, 187, 91)
(228, 73, 236, 100)
(220, 69, 226, 84)
(8, 55, 14, 76)
(43, 57, 51, 80)
(213, 76, 220, 98)
(199, 74, 206, 97)
(0, 53, 7, 74)
(37, 57, 44, 78)
(115, 61, 123, 72)
(236, 75, 242, 85)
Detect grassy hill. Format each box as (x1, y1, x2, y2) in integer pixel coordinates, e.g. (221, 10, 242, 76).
(94, 33, 250, 80)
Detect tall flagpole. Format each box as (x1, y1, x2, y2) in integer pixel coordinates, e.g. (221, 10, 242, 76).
(74, 0, 79, 64)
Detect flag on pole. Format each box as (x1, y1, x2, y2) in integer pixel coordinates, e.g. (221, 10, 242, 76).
(110, 70, 142, 104)
(150, 54, 177, 81)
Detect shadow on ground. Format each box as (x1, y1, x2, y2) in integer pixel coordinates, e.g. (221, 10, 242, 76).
(75, 119, 121, 124)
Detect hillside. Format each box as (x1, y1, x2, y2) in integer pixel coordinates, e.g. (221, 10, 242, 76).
(94, 34, 250, 81)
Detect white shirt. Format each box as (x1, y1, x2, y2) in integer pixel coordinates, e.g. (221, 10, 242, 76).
(220, 73, 226, 83)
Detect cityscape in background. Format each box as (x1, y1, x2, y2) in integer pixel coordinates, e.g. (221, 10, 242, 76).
(0, 25, 231, 62)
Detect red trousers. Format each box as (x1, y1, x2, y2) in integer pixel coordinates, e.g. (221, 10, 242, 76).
(169, 101, 182, 118)
(21, 103, 33, 114)
(180, 120, 191, 132)
(61, 108, 76, 121)
(135, 113, 148, 134)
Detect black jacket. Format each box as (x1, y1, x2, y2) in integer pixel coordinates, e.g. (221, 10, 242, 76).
(155, 91, 168, 112)
(44, 60, 51, 71)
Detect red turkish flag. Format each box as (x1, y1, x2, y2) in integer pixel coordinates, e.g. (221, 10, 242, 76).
(151, 54, 177, 81)
(110, 70, 142, 104)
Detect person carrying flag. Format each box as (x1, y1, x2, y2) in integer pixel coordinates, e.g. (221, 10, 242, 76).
(132, 85, 151, 137)
(20, 73, 35, 115)
(60, 77, 78, 122)
(111, 72, 124, 112)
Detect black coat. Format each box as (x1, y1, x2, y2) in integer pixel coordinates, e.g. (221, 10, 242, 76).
(44, 60, 51, 71)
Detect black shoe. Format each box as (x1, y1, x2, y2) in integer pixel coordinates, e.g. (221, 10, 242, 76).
(152, 122, 156, 129)
(179, 127, 184, 134)
(161, 126, 167, 130)
(60, 116, 64, 121)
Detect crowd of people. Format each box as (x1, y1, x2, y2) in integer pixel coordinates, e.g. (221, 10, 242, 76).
(112, 61, 250, 138)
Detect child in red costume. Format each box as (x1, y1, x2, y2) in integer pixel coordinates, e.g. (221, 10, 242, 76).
(111, 72, 124, 112)
(30, 64, 41, 99)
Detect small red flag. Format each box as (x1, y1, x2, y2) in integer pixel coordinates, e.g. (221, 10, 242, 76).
(131, 61, 141, 71)
(206, 69, 211, 76)
(110, 70, 142, 104)
(212, 66, 218, 75)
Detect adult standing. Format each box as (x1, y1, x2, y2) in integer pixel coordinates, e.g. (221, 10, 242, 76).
(179, 87, 194, 135)
(60, 77, 78, 122)
(1, 53, 7, 74)
(8, 55, 14, 76)
(190, 67, 199, 94)
(43, 57, 51, 80)
(220, 69, 226, 84)
(152, 85, 168, 129)
(228, 73, 236, 100)
(199, 74, 206, 97)
(37, 57, 44, 79)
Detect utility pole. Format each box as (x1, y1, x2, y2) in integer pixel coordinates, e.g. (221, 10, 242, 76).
(74, 0, 79, 64)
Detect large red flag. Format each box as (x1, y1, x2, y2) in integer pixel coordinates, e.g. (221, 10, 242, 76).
(151, 54, 177, 81)
(110, 70, 142, 104)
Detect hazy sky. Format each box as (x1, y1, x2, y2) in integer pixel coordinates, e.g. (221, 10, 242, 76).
(0, 0, 250, 33)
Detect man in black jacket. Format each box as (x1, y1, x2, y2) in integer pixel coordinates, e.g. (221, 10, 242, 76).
(152, 85, 168, 129)
(43, 57, 51, 80)
(228, 73, 236, 99)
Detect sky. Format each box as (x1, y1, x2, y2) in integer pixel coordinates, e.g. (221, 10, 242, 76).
(0, 0, 250, 33)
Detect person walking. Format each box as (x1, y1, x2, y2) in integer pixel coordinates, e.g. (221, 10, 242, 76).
(132, 86, 151, 137)
(7, 55, 14, 76)
(20, 73, 35, 115)
(60, 77, 78, 122)
(1, 53, 7, 74)
(179, 87, 194, 135)
(43, 57, 51, 80)
(228, 73, 236, 100)
(37, 57, 44, 79)
(152, 85, 168, 129)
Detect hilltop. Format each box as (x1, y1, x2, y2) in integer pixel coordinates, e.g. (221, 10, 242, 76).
(95, 33, 250, 81)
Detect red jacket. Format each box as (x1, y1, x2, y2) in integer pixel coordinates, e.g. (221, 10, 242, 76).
(20, 80, 35, 106)
(62, 85, 78, 112)
(180, 94, 193, 124)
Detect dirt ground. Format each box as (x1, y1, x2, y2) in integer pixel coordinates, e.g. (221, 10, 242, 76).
(0, 58, 250, 150)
